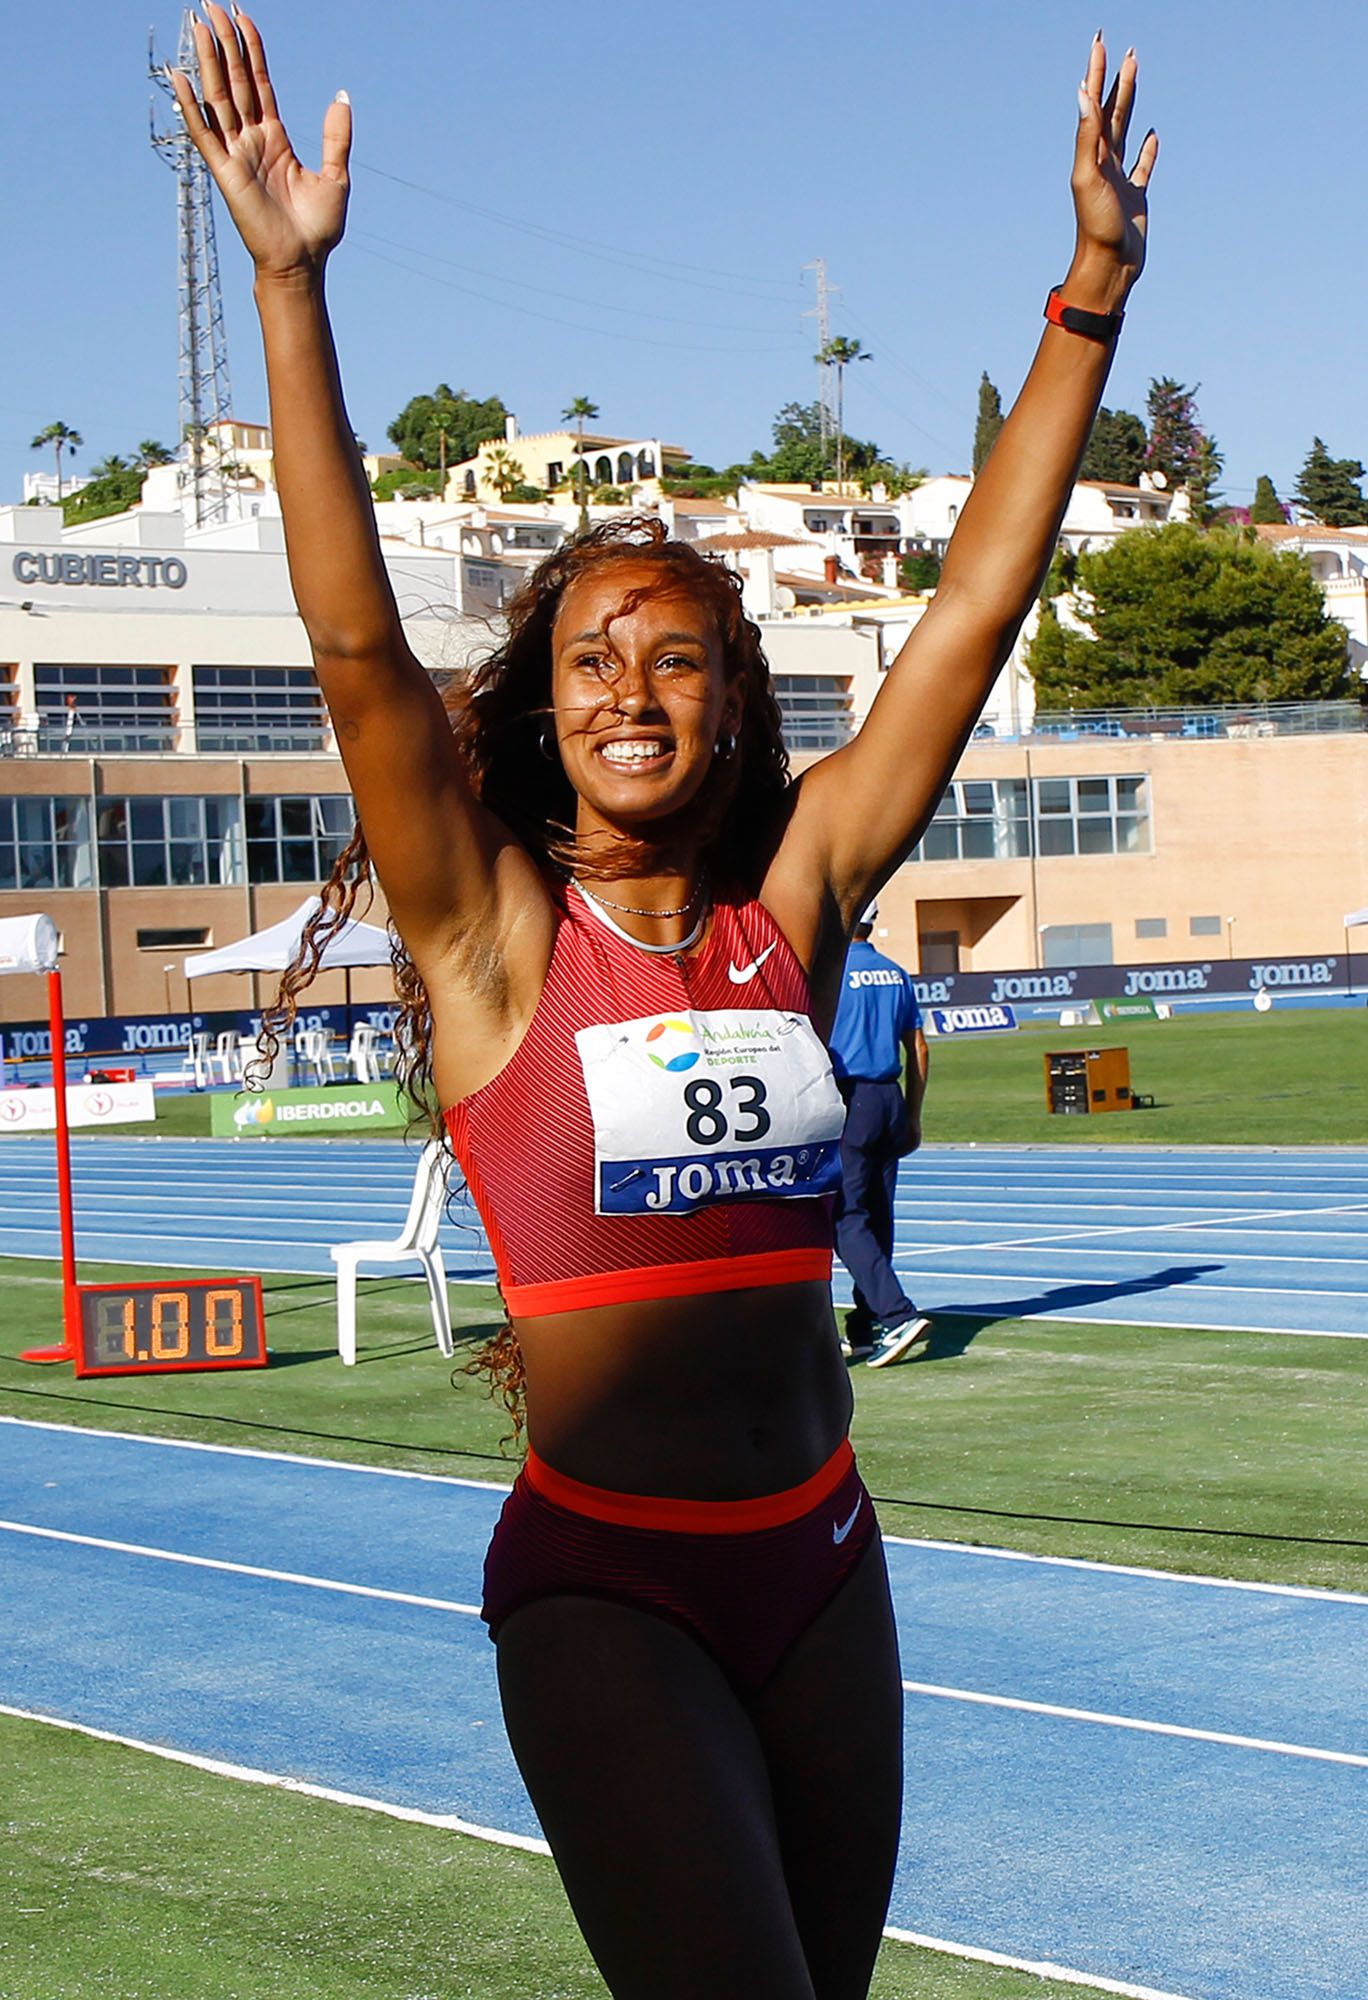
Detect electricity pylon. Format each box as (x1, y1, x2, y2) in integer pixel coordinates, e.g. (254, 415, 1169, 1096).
(150, 12, 235, 527)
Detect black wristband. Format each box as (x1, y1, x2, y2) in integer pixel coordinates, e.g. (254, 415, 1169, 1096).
(1044, 285, 1124, 343)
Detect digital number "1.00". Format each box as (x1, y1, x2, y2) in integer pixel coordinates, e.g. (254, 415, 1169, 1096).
(94, 1290, 246, 1363)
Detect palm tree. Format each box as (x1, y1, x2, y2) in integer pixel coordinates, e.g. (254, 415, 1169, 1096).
(30, 420, 83, 500)
(563, 396, 599, 531)
(486, 447, 525, 503)
(92, 454, 133, 479)
(816, 338, 870, 492)
(137, 439, 175, 468)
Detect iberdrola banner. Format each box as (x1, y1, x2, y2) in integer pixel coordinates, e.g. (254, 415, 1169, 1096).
(212, 1082, 408, 1138)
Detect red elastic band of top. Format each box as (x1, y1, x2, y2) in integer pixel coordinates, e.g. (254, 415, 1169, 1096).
(522, 1436, 856, 1535)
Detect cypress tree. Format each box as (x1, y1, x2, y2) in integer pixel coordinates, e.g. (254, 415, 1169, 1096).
(1249, 475, 1284, 525)
(973, 373, 1004, 474)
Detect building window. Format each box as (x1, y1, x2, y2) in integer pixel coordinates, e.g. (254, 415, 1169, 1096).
(773, 675, 853, 751)
(1041, 923, 1115, 967)
(192, 666, 326, 752)
(245, 794, 354, 883)
(1189, 914, 1223, 937)
(35, 664, 175, 752)
(910, 779, 1031, 862)
(96, 796, 242, 887)
(137, 927, 210, 949)
(1136, 917, 1167, 938)
(0, 796, 94, 889)
(1033, 774, 1150, 857)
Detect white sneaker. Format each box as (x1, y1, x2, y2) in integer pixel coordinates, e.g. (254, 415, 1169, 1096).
(866, 1316, 933, 1368)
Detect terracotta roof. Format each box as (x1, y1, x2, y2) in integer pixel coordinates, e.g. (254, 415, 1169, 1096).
(668, 496, 740, 514)
(695, 530, 805, 552)
(1255, 523, 1368, 544)
(1075, 479, 1170, 499)
(775, 570, 880, 598)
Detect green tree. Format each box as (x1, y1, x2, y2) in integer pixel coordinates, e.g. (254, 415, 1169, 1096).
(1026, 523, 1350, 708)
(1294, 437, 1368, 527)
(817, 335, 871, 489)
(385, 386, 509, 480)
(899, 550, 941, 591)
(372, 468, 439, 501)
(563, 395, 600, 530)
(62, 464, 144, 525)
(857, 460, 926, 498)
(972, 372, 1004, 474)
(137, 439, 175, 468)
(1249, 474, 1285, 525)
(1079, 406, 1147, 486)
(1187, 433, 1225, 527)
(30, 420, 83, 499)
(1145, 378, 1204, 490)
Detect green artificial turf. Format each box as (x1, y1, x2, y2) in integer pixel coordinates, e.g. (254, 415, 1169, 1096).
(0, 1717, 1100, 2000)
(922, 1004, 1368, 1146)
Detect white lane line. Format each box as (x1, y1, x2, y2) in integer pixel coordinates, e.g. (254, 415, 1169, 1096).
(0, 1703, 549, 1855)
(0, 1413, 513, 1490)
(0, 1519, 483, 1617)
(885, 1262, 1368, 1301)
(0, 1703, 1203, 1996)
(881, 1926, 1199, 2000)
(901, 1679, 1368, 1768)
(885, 1200, 1368, 1262)
(882, 1533, 1368, 1605)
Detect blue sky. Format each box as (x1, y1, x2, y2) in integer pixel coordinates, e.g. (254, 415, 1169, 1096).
(1, 0, 1362, 510)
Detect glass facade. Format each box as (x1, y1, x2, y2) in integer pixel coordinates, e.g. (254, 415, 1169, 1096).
(96, 795, 243, 887)
(774, 675, 853, 751)
(192, 666, 327, 752)
(35, 665, 175, 752)
(910, 775, 1150, 862)
(0, 796, 93, 889)
(245, 794, 354, 883)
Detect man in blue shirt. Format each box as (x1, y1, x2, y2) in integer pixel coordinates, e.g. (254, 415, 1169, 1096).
(828, 904, 931, 1367)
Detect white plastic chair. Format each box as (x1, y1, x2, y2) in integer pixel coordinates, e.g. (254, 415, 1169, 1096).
(212, 1030, 241, 1084)
(169, 1030, 213, 1089)
(296, 1026, 336, 1085)
(329, 1140, 454, 1365)
(348, 1023, 380, 1083)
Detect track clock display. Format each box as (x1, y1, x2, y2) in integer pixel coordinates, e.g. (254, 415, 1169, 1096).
(74, 1276, 268, 1378)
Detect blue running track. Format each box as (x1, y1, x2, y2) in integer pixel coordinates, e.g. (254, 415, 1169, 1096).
(2, 1417, 1365, 2000)
(1, 1136, 1365, 1337)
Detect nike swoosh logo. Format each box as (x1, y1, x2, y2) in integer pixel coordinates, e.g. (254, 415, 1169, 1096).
(832, 1497, 863, 1544)
(728, 941, 778, 984)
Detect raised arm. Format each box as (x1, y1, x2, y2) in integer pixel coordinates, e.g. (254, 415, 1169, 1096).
(776, 37, 1158, 931)
(169, 9, 550, 1041)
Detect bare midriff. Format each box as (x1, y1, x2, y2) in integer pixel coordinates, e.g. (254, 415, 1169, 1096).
(511, 1279, 852, 1501)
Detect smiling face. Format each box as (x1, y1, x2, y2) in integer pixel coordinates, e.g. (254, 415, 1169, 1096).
(550, 559, 743, 842)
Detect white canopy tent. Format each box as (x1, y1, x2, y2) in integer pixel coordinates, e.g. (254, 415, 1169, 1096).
(183, 897, 393, 980)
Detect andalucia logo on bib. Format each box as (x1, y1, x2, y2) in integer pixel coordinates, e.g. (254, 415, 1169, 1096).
(643, 1017, 702, 1072)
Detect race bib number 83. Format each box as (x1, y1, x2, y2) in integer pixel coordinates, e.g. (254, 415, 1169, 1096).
(575, 1008, 846, 1216)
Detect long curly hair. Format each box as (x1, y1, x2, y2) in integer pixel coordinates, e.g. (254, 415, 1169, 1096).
(258, 517, 794, 1438)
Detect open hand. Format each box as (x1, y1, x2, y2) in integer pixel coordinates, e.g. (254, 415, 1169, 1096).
(168, 4, 350, 280)
(1068, 36, 1158, 308)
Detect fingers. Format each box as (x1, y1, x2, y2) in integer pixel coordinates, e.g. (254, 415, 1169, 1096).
(320, 91, 353, 187)
(166, 61, 228, 170)
(1130, 127, 1159, 191)
(1109, 48, 1137, 161)
(203, 3, 262, 129)
(232, 7, 280, 126)
(189, 13, 237, 142)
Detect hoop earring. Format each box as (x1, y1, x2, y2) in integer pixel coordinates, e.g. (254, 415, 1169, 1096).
(539, 728, 559, 761)
(714, 732, 737, 760)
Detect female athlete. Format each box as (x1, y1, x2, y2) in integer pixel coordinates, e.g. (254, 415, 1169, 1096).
(172, 15, 1156, 1996)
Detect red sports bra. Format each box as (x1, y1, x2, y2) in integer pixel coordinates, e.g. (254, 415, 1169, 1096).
(443, 884, 842, 1316)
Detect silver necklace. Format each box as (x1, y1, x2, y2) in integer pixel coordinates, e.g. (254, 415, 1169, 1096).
(572, 873, 707, 920)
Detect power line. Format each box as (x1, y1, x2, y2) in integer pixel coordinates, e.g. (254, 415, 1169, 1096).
(353, 160, 803, 305)
(348, 240, 805, 357)
(349, 229, 797, 338)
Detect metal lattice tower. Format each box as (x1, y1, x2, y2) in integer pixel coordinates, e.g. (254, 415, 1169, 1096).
(150, 12, 234, 527)
(802, 259, 839, 458)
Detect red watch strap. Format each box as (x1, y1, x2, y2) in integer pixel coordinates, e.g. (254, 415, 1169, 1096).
(1045, 286, 1124, 343)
